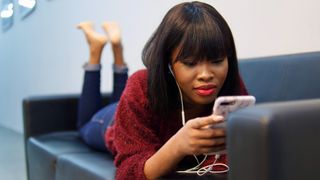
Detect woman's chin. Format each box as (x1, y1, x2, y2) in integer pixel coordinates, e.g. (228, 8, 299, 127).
(187, 96, 216, 107)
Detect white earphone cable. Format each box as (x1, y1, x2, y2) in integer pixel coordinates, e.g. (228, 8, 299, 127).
(168, 65, 185, 125)
(168, 65, 229, 175)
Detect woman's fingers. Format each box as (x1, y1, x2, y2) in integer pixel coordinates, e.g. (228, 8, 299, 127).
(195, 127, 226, 139)
(186, 137, 226, 155)
(179, 115, 227, 155)
(188, 115, 224, 129)
(186, 115, 226, 139)
(191, 137, 226, 147)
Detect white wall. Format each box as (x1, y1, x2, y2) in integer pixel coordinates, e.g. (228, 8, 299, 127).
(0, 0, 319, 133)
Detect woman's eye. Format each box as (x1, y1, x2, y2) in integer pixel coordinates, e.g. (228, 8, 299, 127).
(183, 61, 197, 67)
(211, 58, 224, 64)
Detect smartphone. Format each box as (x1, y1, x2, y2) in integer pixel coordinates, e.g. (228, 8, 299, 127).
(206, 95, 256, 155)
(210, 95, 256, 130)
(213, 95, 256, 116)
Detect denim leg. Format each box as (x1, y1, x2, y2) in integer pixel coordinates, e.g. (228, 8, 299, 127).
(77, 71, 102, 129)
(111, 72, 128, 102)
(79, 102, 118, 151)
(77, 65, 127, 151)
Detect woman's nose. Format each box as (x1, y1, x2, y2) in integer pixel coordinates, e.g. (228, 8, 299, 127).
(197, 63, 214, 82)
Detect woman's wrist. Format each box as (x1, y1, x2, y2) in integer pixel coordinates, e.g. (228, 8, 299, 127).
(168, 133, 186, 159)
(144, 134, 186, 179)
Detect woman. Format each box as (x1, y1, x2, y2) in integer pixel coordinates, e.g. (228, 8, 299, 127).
(105, 1, 248, 179)
(77, 1, 248, 180)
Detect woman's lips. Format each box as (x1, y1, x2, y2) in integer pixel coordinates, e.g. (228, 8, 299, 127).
(194, 85, 216, 96)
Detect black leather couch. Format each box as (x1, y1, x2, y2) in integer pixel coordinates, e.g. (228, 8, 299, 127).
(228, 51, 320, 180)
(23, 51, 320, 180)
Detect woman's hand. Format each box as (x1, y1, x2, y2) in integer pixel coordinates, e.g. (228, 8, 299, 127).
(173, 115, 226, 156)
(144, 114, 225, 179)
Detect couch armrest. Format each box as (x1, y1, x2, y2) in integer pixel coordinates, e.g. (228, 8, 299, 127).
(22, 93, 112, 141)
(227, 98, 320, 180)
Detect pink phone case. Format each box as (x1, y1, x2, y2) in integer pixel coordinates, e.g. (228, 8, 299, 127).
(206, 96, 256, 155)
(213, 96, 256, 116)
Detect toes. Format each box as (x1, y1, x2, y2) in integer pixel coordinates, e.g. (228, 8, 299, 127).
(77, 21, 94, 30)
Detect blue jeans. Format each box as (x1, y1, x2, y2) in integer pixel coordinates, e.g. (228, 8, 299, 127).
(77, 70, 128, 151)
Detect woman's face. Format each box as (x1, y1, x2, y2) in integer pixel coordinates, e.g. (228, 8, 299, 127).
(170, 48, 228, 106)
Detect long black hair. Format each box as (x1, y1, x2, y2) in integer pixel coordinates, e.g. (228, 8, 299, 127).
(142, 1, 242, 117)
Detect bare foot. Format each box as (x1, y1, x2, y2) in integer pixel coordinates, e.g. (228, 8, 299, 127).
(102, 22, 121, 45)
(77, 21, 108, 51)
(77, 21, 108, 64)
(102, 21, 125, 66)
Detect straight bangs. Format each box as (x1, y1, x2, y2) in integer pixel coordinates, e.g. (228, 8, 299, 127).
(174, 17, 228, 64)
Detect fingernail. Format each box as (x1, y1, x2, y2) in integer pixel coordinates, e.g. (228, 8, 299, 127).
(214, 115, 224, 122)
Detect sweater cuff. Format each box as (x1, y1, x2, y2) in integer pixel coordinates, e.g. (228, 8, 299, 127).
(83, 62, 101, 71)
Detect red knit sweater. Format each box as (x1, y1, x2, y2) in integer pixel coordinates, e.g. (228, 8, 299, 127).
(105, 69, 248, 179)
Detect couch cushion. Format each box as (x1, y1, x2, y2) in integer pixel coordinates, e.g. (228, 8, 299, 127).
(239, 52, 320, 103)
(56, 152, 115, 180)
(27, 131, 92, 180)
(228, 99, 320, 180)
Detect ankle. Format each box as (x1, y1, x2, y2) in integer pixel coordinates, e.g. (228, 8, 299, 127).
(90, 46, 104, 56)
(89, 53, 102, 65)
(112, 42, 122, 50)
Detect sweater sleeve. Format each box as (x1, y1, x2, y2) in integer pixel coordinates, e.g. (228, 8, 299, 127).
(112, 70, 161, 180)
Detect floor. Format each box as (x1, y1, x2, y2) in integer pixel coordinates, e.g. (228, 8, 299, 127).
(0, 126, 27, 180)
